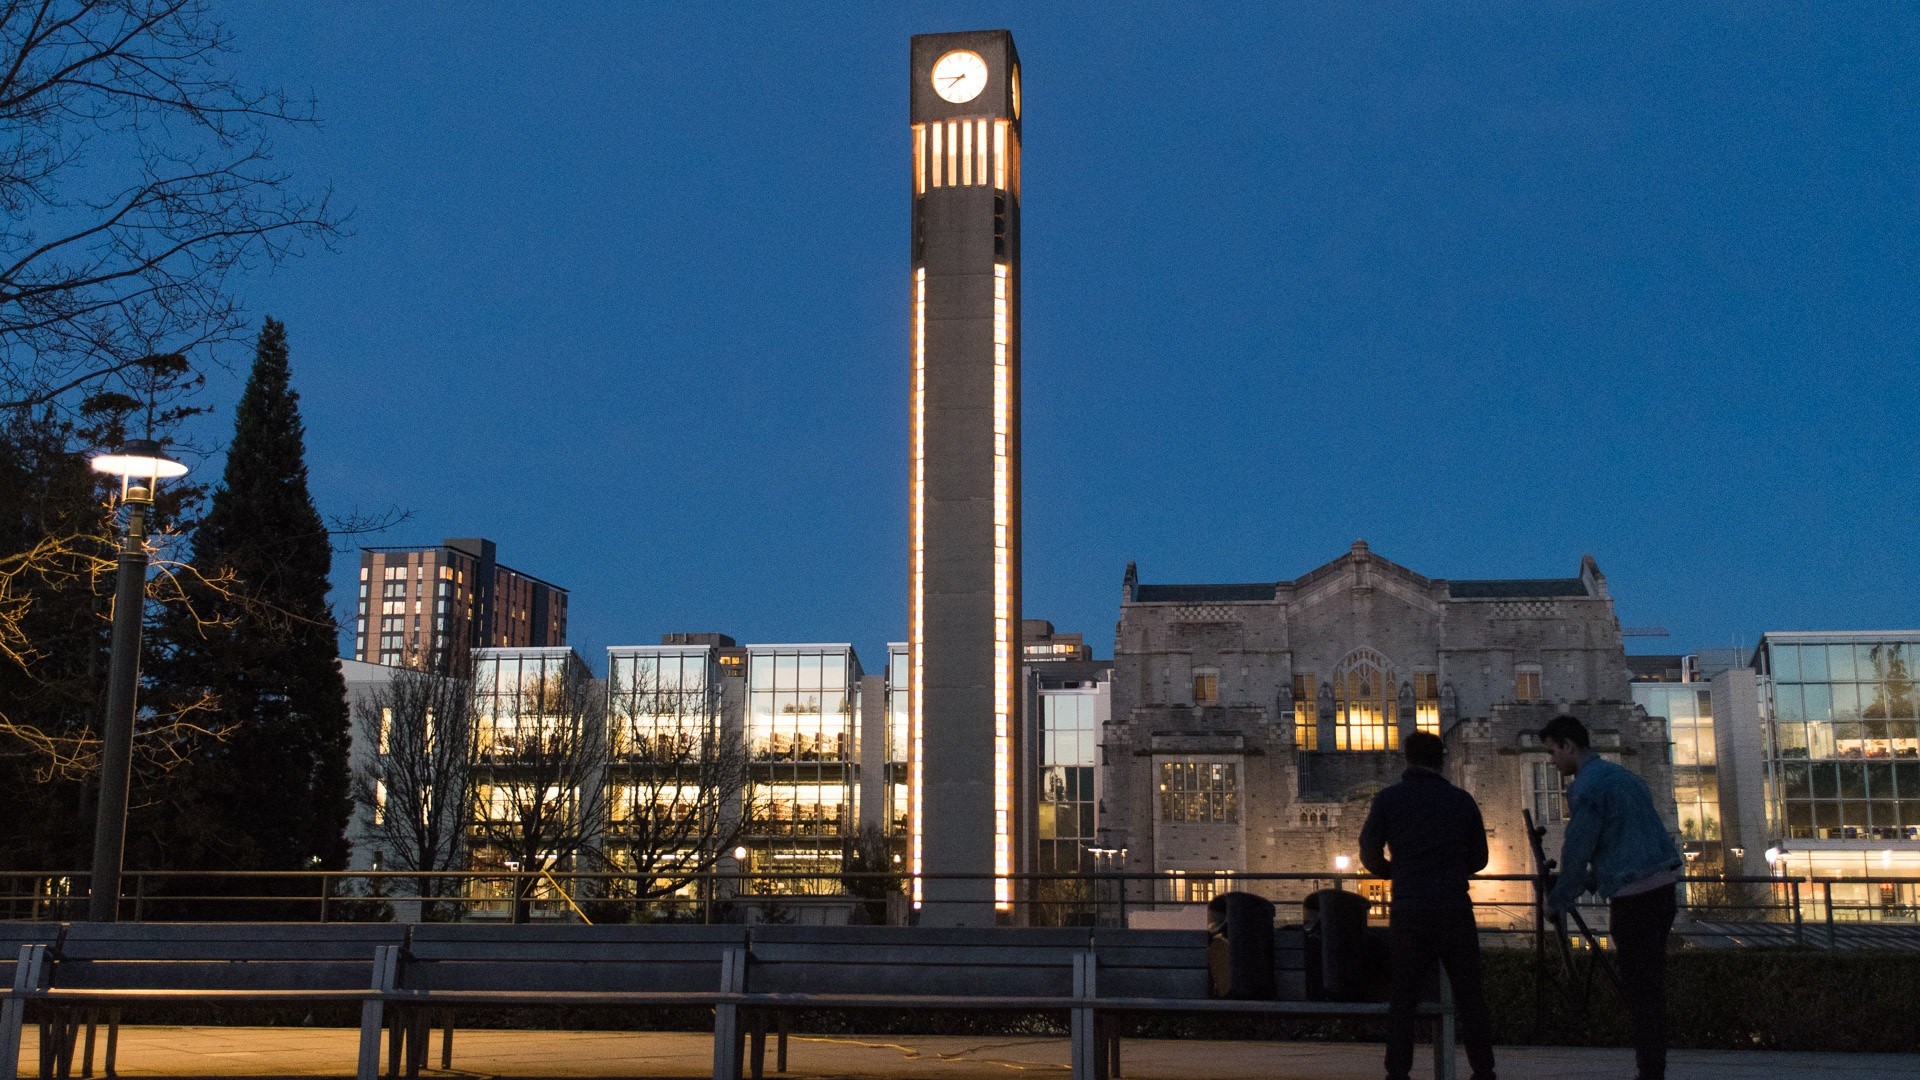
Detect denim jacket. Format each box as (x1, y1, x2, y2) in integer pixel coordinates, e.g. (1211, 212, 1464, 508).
(1546, 755, 1682, 913)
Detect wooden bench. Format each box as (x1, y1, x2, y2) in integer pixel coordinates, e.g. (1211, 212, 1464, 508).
(386, 923, 750, 1079)
(1, 923, 407, 1080)
(1079, 926, 1455, 1080)
(7, 921, 1455, 1080)
(732, 925, 1092, 1079)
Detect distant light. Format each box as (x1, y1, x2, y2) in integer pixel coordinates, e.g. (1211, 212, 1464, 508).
(1764, 847, 1781, 866)
(1334, 855, 1351, 872)
(1729, 847, 1746, 859)
(733, 846, 748, 862)
(1883, 850, 1894, 869)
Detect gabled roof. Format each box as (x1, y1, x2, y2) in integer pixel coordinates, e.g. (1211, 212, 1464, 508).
(1125, 542, 1598, 605)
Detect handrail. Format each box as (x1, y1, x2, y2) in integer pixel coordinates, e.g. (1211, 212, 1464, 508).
(4, 867, 1914, 944)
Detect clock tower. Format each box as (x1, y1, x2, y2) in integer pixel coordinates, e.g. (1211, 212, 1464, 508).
(908, 29, 1022, 925)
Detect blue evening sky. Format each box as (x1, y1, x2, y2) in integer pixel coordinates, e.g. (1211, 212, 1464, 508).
(202, 3, 1918, 672)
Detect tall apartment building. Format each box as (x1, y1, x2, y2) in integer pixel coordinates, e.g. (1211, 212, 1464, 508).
(1023, 619, 1092, 663)
(354, 538, 568, 671)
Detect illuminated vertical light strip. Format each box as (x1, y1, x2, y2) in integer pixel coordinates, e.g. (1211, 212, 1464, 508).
(961, 120, 972, 186)
(946, 122, 958, 186)
(992, 261, 1011, 909)
(975, 120, 988, 186)
(914, 124, 925, 195)
(994, 121, 1008, 190)
(931, 123, 942, 189)
(911, 266, 927, 907)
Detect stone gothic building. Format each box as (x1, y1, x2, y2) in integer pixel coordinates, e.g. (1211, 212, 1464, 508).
(1101, 541, 1677, 928)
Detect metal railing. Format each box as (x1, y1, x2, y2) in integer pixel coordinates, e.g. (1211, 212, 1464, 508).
(2, 869, 1916, 948)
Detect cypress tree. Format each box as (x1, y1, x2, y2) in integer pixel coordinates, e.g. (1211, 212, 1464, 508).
(154, 318, 350, 876)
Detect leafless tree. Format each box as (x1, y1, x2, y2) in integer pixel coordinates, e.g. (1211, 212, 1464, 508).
(465, 658, 609, 923)
(349, 665, 474, 919)
(839, 827, 903, 925)
(0, 0, 344, 415)
(596, 663, 757, 917)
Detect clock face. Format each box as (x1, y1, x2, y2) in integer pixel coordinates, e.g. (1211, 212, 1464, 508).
(931, 50, 988, 104)
(1011, 66, 1021, 118)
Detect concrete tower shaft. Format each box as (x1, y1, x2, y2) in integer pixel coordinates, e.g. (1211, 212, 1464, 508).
(908, 29, 1022, 925)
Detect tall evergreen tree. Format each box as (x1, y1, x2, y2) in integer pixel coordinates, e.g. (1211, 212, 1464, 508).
(151, 318, 350, 875)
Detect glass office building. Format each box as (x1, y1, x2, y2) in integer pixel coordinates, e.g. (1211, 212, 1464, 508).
(1760, 634, 1920, 844)
(888, 643, 911, 837)
(743, 645, 863, 887)
(1036, 688, 1099, 873)
(603, 645, 723, 887)
(1632, 683, 1719, 849)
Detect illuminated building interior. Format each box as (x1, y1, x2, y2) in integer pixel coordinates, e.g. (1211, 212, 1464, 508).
(743, 646, 862, 889)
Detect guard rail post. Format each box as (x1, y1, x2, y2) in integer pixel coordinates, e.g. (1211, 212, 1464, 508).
(1825, 881, 1836, 948)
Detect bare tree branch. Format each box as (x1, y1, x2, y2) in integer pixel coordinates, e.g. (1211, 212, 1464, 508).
(0, 0, 346, 414)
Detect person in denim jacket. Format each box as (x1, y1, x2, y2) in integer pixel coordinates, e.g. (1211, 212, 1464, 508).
(1541, 714, 1682, 1080)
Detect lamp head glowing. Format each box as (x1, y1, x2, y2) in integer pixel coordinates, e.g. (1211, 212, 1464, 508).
(733, 846, 748, 862)
(1764, 846, 1781, 866)
(91, 438, 187, 504)
(1333, 855, 1351, 872)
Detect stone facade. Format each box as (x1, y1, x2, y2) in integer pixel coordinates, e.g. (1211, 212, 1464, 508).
(1102, 541, 1677, 928)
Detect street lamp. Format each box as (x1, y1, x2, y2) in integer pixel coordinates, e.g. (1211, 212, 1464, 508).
(86, 438, 187, 922)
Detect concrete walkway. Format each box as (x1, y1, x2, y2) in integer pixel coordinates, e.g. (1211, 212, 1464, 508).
(16, 1027, 1920, 1080)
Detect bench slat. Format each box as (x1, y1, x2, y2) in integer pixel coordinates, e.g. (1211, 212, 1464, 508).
(748, 943, 1087, 967)
(747, 961, 1071, 999)
(406, 962, 723, 993)
(750, 926, 1090, 948)
(406, 941, 735, 963)
(52, 961, 376, 992)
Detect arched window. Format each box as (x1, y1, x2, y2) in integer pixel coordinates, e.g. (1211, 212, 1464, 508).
(1334, 648, 1399, 751)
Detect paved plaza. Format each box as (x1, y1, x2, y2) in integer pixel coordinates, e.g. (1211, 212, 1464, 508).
(15, 1027, 1920, 1080)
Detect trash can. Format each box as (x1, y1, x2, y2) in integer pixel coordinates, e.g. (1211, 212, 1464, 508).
(1303, 888, 1382, 1001)
(1206, 891, 1276, 999)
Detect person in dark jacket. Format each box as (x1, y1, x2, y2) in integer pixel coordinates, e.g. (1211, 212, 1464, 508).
(1359, 731, 1496, 1080)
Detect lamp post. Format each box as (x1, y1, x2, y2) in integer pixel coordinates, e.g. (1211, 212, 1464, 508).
(86, 438, 188, 922)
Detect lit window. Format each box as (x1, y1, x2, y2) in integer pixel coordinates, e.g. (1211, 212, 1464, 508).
(930, 121, 942, 188)
(1415, 672, 1441, 735)
(1192, 669, 1219, 705)
(1293, 673, 1318, 750)
(1516, 667, 1542, 702)
(993, 120, 1008, 189)
(1159, 762, 1238, 823)
(1530, 761, 1567, 822)
(961, 117, 972, 185)
(913, 123, 925, 195)
(1334, 649, 1398, 751)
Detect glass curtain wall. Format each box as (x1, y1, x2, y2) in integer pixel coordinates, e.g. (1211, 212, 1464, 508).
(745, 646, 862, 890)
(1633, 684, 1720, 847)
(467, 647, 594, 914)
(1766, 637, 1920, 842)
(1036, 690, 1097, 873)
(604, 646, 722, 889)
(888, 644, 910, 836)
